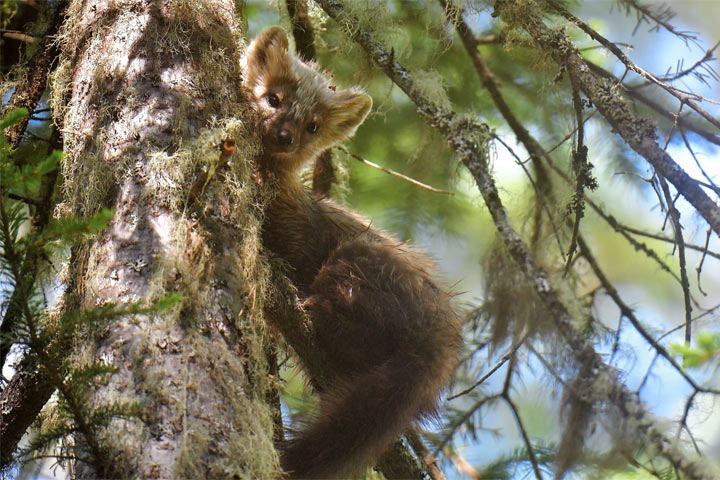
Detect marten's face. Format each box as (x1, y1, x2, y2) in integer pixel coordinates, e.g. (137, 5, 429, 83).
(257, 81, 324, 158)
(243, 27, 372, 173)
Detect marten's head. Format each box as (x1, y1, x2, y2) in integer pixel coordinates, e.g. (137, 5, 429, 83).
(243, 26, 372, 174)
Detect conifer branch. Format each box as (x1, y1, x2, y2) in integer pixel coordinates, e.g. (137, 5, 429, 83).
(658, 174, 694, 344)
(576, 235, 717, 396)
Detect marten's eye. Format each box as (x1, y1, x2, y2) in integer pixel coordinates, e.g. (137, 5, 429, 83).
(266, 93, 280, 108)
(307, 122, 319, 134)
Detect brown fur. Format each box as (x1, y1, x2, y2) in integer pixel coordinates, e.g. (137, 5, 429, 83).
(244, 27, 462, 479)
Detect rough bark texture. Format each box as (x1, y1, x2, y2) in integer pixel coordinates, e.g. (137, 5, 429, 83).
(0, 370, 57, 468)
(51, 0, 278, 477)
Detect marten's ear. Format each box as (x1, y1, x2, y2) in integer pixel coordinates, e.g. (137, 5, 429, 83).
(325, 88, 373, 142)
(244, 26, 291, 90)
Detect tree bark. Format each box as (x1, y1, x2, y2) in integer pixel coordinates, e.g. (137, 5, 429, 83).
(51, 0, 278, 477)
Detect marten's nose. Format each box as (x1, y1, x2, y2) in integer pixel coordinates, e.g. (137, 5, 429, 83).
(277, 129, 294, 146)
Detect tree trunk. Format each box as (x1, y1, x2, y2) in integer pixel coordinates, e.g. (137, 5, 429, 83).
(52, 0, 278, 477)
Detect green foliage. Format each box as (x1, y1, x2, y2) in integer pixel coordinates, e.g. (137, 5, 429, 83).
(0, 106, 27, 130)
(672, 333, 720, 368)
(1, 108, 182, 469)
(42, 207, 114, 244)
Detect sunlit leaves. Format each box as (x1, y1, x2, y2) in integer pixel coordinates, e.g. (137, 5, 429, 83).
(672, 333, 720, 368)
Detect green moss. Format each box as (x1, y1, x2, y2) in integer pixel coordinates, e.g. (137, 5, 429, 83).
(174, 332, 281, 478)
(412, 69, 452, 112)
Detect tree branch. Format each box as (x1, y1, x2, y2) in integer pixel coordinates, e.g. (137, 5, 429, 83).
(3, 1, 67, 150)
(576, 235, 715, 395)
(0, 370, 56, 469)
(584, 61, 720, 147)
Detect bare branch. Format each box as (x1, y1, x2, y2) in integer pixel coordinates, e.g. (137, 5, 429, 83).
(338, 146, 454, 195)
(615, 0, 700, 45)
(657, 175, 694, 344)
(660, 41, 720, 84)
(577, 235, 715, 395)
(448, 340, 522, 401)
(500, 357, 543, 480)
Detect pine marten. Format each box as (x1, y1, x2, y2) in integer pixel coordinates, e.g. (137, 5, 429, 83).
(244, 26, 462, 479)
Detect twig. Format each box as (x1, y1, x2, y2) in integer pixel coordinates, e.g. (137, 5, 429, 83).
(447, 340, 521, 401)
(526, 344, 571, 391)
(658, 175, 693, 344)
(6, 193, 40, 207)
(677, 390, 699, 442)
(545, 156, 705, 288)
(660, 41, 720, 84)
(406, 428, 446, 480)
(616, 0, 700, 45)
(434, 394, 501, 456)
(614, 219, 720, 261)
(338, 146, 454, 195)
(564, 80, 589, 274)
(492, 135, 565, 258)
(636, 352, 660, 394)
(1, 30, 36, 43)
(679, 129, 720, 196)
(695, 228, 712, 296)
(501, 357, 543, 480)
(656, 302, 720, 343)
(475, 34, 499, 44)
(577, 235, 714, 394)
(658, 105, 694, 344)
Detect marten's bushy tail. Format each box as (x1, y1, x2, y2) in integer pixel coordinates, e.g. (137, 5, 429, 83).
(281, 355, 443, 479)
(280, 241, 462, 478)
